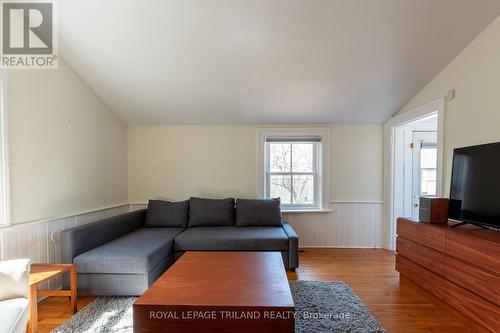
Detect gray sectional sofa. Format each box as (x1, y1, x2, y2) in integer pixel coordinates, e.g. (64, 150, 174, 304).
(61, 197, 299, 296)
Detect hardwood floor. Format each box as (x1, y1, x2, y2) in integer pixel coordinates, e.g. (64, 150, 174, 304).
(37, 249, 486, 333)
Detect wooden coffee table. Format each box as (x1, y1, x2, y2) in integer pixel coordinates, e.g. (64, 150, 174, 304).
(29, 263, 77, 333)
(133, 252, 295, 333)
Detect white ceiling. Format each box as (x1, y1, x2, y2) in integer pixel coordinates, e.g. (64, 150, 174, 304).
(59, 1, 500, 125)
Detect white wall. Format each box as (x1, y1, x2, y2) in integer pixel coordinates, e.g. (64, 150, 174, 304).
(397, 15, 500, 194)
(128, 126, 257, 202)
(128, 124, 383, 203)
(331, 125, 383, 202)
(6, 59, 128, 224)
(128, 124, 384, 248)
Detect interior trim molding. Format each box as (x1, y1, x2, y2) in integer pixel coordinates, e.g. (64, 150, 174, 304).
(0, 71, 10, 226)
(0, 203, 129, 230)
(330, 200, 384, 204)
(255, 126, 332, 210)
(384, 97, 445, 251)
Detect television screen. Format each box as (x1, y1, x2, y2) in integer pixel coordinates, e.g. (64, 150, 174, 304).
(449, 142, 500, 228)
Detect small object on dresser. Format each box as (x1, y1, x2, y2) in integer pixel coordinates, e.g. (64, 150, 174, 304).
(419, 197, 449, 224)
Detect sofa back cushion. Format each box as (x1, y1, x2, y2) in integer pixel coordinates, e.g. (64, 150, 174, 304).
(145, 200, 189, 227)
(236, 198, 282, 227)
(188, 197, 235, 226)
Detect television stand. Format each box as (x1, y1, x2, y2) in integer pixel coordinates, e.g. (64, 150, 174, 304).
(396, 218, 500, 332)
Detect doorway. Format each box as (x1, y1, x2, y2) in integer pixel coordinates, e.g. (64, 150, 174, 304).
(384, 98, 444, 250)
(411, 130, 438, 216)
(393, 115, 438, 221)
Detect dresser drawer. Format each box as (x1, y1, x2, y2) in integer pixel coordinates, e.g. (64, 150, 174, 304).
(397, 218, 446, 252)
(396, 255, 447, 300)
(397, 237, 445, 276)
(446, 256, 500, 306)
(445, 279, 500, 333)
(446, 231, 500, 276)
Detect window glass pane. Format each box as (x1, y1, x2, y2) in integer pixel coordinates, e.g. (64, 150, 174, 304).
(420, 147, 437, 169)
(270, 175, 291, 204)
(420, 169, 437, 196)
(292, 143, 314, 172)
(292, 175, 314, 204)
(269, 143, 291, 172)
(420, 146, 437, 196)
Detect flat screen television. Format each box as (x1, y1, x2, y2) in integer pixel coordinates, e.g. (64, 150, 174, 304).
(449, 141, 500, 228)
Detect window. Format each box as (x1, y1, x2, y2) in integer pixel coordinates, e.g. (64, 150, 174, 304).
(0, 71, 9, 225)
(419, 143, 437, 196)
(266, 138, 319, 208)
(257, 128, 330, 211)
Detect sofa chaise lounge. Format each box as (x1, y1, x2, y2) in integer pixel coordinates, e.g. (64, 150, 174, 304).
(61, 197, 299, 296)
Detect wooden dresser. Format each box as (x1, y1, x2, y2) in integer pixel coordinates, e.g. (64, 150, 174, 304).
(396, 218, 500, 332)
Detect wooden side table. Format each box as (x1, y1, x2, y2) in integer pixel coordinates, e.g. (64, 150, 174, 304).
(28, 263, 77, 333)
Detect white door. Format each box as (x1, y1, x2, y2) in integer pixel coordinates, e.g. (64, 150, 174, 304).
(411, 131, 438, 218)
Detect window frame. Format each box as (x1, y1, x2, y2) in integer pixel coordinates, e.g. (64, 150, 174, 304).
(257, 127, 331, 212)
(0, 71, 10, 226)
(265, 140, 320, 210)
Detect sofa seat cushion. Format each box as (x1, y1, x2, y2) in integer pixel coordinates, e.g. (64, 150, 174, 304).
(74, 227, 184, 274)
(0, 298, 29, 333)
(174, 226, 289, 251)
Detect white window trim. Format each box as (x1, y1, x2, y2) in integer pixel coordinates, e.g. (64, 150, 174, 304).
(256, 127, 331, 211)
(266, 139, 320, 210)
(0, 71, 10, 226)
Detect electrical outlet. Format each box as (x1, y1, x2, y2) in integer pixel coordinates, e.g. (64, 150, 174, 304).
(446, 89, 455, 101)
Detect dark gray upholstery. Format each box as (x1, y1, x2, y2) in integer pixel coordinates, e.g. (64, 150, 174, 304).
(236, 198, 282, 226)
(61, 210, 146, 264)
(174, 226, 289, 251)
(74, 227, 184, 274)
(188, 197, 235, 226)
(61, 204, 300, 296)
(145, 200, 189, 227)
(283, 222, 299, 270)
(77, 257, 172, 296)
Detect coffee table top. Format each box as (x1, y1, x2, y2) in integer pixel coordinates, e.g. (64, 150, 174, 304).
(135, 252, 294, 309)
(29, 263, 75, 286)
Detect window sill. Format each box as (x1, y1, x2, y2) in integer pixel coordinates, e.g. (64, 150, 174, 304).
(282, 209, 333, 214)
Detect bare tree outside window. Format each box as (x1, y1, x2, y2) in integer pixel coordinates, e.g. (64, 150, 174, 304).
(268, 142, 317, 206)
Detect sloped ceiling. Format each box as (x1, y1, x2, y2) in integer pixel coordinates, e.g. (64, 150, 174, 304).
(59, 0, 500, 124)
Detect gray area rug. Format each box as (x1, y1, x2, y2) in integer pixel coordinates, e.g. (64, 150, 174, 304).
(53, 281, 385, 333)
(290, 281, 385, 333)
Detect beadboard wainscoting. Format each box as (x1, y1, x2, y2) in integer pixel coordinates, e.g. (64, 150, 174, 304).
(0, 204, 130, 290)
(0, 201, 383, 280)
(129, 202, 384, 248)
(284, 202, 383, 248)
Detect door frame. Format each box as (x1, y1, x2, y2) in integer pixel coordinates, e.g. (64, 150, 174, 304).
(383, 98, 444, 250)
